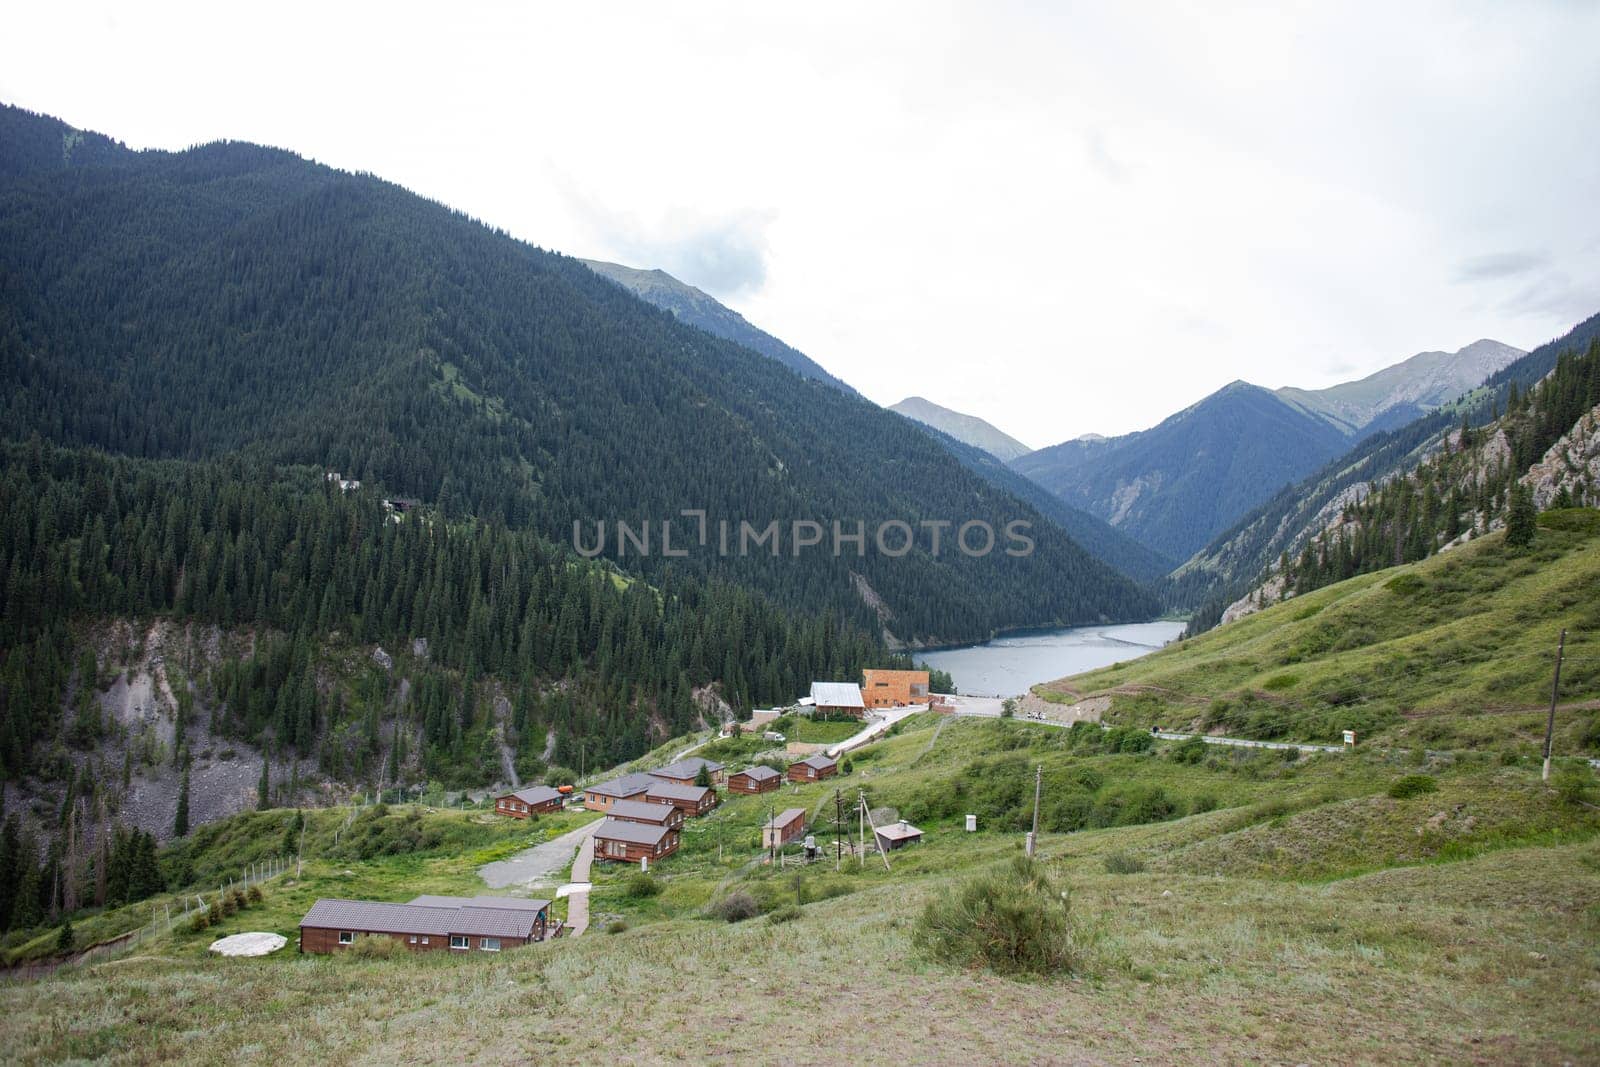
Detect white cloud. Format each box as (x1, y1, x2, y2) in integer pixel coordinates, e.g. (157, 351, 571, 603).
(1, 1, 1596, 441)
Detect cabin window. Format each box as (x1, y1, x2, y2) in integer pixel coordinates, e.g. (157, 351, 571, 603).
(480, 938, 501, 952)
(338, 931, 355, 944)
(450, 935, 469, 949)
(409, 936, 417, 944)
(421, 937, 429, 945)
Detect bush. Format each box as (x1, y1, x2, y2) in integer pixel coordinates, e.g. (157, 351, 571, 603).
(605, 920, 629, 935)
(841, 758, 854, 775)
(625, 873, 662, 899)
(1552, 764, 1596, 807)
(707, 891, 761, 924)
(1102, 851, 1145, 875)
(347, 935, 403, 959)
(247, 885, 264, 905)
(766, 904, 802, 925)
(912, 857, 1082, 977)
(1169, 737, 1207, 765)
(1387, 774, 1439, 799)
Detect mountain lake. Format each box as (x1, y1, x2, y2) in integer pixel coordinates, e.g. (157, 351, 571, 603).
(919, 620, 1186, 697)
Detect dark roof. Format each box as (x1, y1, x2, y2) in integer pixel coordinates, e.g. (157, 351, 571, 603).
(649, 756, 725, 780)
(586, 772, 657, 798)
(793, 754, 837, 770)
(300, 895, 551, 939)
(607, 799, 678, 823)
(593, 818, 675, 846)
(646, 781, 713, 802)
(763, 808, 807, 829)
(499, 786, 563, 806)
(733, 765, 781, 782)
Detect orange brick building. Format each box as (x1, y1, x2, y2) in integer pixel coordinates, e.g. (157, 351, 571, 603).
(860, 669, 930, 709)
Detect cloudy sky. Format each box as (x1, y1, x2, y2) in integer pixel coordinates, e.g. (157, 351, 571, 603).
(4, 2, 1597, 445)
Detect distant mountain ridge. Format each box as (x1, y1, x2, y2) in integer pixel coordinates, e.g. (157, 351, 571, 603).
(890, 396, 1032, 462)
(1275, 339, 1524, 437)
(1012, 339, 1526, 564)
(581, 259, 857, 395)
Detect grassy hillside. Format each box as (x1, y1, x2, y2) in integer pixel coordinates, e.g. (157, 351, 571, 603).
(3, 713, 1597, 1063)
(1044, 512, 1600, 755)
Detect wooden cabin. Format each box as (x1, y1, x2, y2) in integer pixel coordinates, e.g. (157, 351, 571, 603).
(593, 818, 680, 864)
(647, 756, 726, 787)
(644, 781, 718, 816)
(860, 669, 931, 709)
(762, 808, 808, 849)
(583, 772, 656, 812)
(493, 785, 564, 819)
(606, 798, 684, 829)
(787, 754, 838, 783)
(298, 895, 551, 954)
(727, 765, 782, 795)
(809, 682, 866, 719)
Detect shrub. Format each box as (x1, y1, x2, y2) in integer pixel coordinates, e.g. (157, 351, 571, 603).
(1102, 851, 1145, 874)
(766, 904, 802, 925)
(1387, 774, 1439, 799)
(188, 912, 211, 934)
(625, 873, 662, 899)
(912, 857, 1082, 977)
(841, 758, 854, 774)
(605, 920, 629, 935)
(347, 935, 402, 959)
(707, 891, 761, 924)
(247, 885, 264, 905)
(1552, 764, 1596, 807)
(1385, 573, 1426, 597)
(1169, 737, 1207, 764)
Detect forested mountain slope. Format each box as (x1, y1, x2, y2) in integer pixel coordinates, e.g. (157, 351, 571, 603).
(1011, 381, 1351, 561)
(580, 259, 857, 395)
(0, 104, 1155, 645)
(1176, 311, 1600, 631)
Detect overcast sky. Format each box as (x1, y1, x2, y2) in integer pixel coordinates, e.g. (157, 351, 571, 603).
(4, 2, 1597, 445)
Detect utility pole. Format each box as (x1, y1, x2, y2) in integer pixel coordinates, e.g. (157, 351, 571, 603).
(1543, 629, 1567, 782)
(1026, 764, 1042, 859)
(833, 789, 843, 871)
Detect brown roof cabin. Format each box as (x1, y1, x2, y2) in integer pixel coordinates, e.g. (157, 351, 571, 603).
(648, 756, 726, 787)
(583, 772, 656, 812)
(787, 754, 838, 783)
(727, 765, 782, 795)
(874, 820, 924, 852)
(606, 798, 684, 829)
(860, 669, 931, 709)
(593, 818, 680, 864)
(645, 780, 718, 816)
(494, 785, 564, 819)
(299, 895, 552, 955)
(762, 808, 808, 849)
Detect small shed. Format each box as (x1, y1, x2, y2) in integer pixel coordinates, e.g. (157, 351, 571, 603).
(727, 765, 782, 795)
(762, 808, 808, 849)
(606, 798, 684, 829)
(810, 682, 866, 719)
(593, 818, 680, 864)
(494, 786, 564, 819)
(874, 820, 924, 851)
(787, 754, 838, 783)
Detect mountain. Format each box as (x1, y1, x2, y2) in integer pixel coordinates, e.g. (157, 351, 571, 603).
(0, 104, 1156, 650)
(907, 427, 1178, 584)
(1275, 339, 1524, 437)
(890, 396, 1031, 462)
(580, 259, 857, 395)
(1176, 310, 1600, 631)
(1011, 381, 1352, 561)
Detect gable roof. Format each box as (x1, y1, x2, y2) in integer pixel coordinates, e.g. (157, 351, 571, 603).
(810, 682, 865, 708)
(499, 786, 563, 806)
(607, 799, 679, 823)
(586, 772, 657, 798)
(763, 808, 807, 829)
(593, 817, 675, 846)
(733, 765, 781, 782)
(645, 781, 713, 803)
(408, 895, 550, 913)
(793, 754, 837, 771)
(650, 756, 726, 780)
(300, 895, 553, 940)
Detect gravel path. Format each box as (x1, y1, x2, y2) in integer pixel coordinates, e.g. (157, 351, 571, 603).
(478, 818, 601, 890)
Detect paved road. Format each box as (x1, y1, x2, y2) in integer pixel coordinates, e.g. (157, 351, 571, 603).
(558, 834, 595, 937)
(826, 707, 925, 757)
(478, 817, 601, 889)
(1153, 730, 1343, 754)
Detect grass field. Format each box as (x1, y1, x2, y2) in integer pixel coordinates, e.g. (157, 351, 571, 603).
(1042, 516, 1600, 754)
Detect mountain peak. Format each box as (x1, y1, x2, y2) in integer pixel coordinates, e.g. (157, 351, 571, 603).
(890, 397, 1032, 462)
